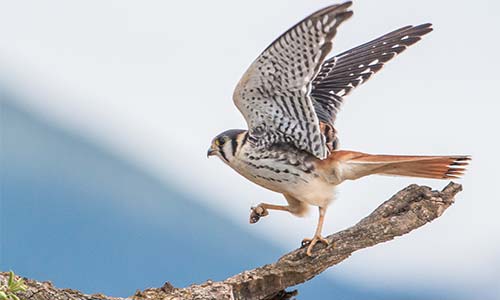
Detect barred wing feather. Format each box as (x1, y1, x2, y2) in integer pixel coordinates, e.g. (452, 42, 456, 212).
(233, 2, 353, 159)
(311, 23, 433, 149)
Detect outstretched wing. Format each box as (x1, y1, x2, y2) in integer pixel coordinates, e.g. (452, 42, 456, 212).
(233, 2, 353, 159)
(311, 23, 433, 149)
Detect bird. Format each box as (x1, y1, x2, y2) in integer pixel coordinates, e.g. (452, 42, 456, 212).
(207, 1, 469, 256)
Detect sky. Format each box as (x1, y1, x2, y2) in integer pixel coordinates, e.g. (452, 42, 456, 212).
(1, 0, 499, 299)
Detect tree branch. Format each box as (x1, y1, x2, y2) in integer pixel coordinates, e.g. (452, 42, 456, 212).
(1, 182, 462, 300)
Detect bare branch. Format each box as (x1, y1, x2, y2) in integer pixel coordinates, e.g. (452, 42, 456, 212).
(1, 182, 462, 300)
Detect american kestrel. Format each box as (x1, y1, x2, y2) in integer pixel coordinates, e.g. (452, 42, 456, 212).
(207, 2, 469, 256)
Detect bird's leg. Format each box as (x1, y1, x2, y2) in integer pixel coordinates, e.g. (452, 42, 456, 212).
(250, 203, 290, 224)
(301, 206, 329, 256)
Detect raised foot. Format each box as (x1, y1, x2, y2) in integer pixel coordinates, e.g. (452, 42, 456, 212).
(249, 205, 269, 224)
(301, 235, 329, 256)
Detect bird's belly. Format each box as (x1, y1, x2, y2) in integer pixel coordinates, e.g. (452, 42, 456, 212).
(232, 159, 335, 207)
(289, 177, 336, 207)
(233, 164, 307, 193)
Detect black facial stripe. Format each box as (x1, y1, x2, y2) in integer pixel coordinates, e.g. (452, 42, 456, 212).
(219, 146, 229, 162)
(241, 132, 249, 147)
(231, 136, 238, 156)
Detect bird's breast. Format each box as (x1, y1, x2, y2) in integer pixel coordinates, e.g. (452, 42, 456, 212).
(230, 144, 335, 206)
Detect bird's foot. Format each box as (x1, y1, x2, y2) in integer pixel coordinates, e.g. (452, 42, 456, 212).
(301, 235, 329, 256)
(249, 205, 269, 224)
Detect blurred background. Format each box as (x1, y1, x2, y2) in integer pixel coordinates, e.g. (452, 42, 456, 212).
(1, 0, 499, 299)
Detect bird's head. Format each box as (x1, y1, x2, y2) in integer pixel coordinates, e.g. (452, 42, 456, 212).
(207, 129, 247, 163)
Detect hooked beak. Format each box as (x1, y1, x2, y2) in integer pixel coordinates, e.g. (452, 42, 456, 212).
(207, 146, 217, 158)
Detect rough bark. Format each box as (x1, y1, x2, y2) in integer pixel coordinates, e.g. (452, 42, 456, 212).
(1, 182, 462, 300)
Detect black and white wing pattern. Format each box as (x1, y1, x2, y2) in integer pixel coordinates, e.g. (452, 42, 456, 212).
(233, 2, 353, 159)
(311, 23, 433, 149)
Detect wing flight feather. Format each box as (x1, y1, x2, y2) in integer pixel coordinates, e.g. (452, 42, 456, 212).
(233, 2, 354, 159)
(311, 23, 433, 149)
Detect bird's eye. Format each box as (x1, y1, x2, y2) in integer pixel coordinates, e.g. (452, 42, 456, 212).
(217, 137, 226, 146)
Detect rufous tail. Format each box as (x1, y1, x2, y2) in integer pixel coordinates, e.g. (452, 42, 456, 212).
(330, 151, 470, 181)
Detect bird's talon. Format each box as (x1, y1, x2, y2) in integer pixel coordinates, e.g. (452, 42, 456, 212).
(249, 205, 269, 224)
(302, 235, 329, 256)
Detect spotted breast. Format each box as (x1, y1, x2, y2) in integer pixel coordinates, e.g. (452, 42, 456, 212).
(231, 138, 336, 208)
